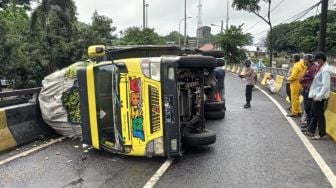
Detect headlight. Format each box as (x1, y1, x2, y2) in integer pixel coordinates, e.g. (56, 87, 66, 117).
(146, 137, 165, 157)
(141, 58, 161, 81)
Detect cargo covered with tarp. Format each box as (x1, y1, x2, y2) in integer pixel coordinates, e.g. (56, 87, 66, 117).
(39, 61, 91, 137)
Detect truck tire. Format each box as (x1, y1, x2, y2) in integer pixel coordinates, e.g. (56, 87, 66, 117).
(182, 128, 216, 146)
(177, 56, 217, 69)
(201, 51, 224, 58)
(204, 100, 225, 112)
(205, 110, 225, 120)
(216, 58, 225, 67)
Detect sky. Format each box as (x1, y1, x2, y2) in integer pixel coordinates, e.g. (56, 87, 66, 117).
(73, 0, 332, 44)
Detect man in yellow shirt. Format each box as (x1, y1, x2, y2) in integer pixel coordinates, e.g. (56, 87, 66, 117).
(287, 54, 307, 117)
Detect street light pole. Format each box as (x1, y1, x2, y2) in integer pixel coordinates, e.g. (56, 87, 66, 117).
(145, 4, 149, 28)
(179, 17, 191, 47)
(143, 0, 145, 29)
(184, 0, 187, 47)
(211, 23, 224, 33)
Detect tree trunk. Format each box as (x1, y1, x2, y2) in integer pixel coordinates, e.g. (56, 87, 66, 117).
(268, 25, 273, 67)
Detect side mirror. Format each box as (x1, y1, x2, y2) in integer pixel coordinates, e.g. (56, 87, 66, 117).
(116, 62, 128, 73)
(88, 45, 106, 57)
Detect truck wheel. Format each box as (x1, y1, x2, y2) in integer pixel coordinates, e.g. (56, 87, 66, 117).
(177, 56, 217, 69)
(182, 128, 216, 146)
(201, 51, 224, 58)
(216, 58, 225, 67)
(204, 100, 225, 112)
(205, 110, 225, 120)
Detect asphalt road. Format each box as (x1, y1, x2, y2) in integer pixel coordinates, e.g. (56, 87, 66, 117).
(0, 73, 335, 188)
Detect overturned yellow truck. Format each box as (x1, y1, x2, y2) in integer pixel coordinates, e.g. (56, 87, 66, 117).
(77, 45, 225, 157)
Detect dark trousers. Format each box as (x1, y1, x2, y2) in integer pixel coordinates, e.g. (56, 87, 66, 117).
(308, 99, 327, 137)
(245, 85, 253, 105)
(286, 83, 291, 102)
(302, 89, 313, 125)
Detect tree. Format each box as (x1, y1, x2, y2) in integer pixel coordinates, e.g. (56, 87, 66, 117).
(0, 7, 35, 88)
(123, 27, 164, 45)
(232, 0, 273, 65)
(88, 10, 116, 45)
(30, 0, 78, 72)
(0, 0, 32, 10)
(217, 25, 253, 64)
(198, 26, 215, 46)
(164, 31, 182, 45)
(269, 10, 336, 56)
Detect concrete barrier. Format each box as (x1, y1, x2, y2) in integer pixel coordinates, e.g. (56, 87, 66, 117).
(0, 109, 17, 152)
(232, 65, 236, 73)
(0, 103, 54, 152)
(325, 92, 336, 142)
(241, 67, 246, 75)
(236, 66, 241, 74)
(275, 75, 284, 93)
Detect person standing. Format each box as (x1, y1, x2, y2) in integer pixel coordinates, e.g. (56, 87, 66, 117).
(239, 60, 255, 108)
(286, 58, 294, 110)
(286, 54, 306, 117)
(304, 52, 331, 140)
(213, 67, 226, 101)
(300, 54, 318, 129)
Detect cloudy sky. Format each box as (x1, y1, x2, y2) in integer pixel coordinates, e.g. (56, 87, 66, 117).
(73, 0, 328, 43)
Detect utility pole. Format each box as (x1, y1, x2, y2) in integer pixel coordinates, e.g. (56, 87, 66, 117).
(318, 0, 328, 52)
(196, 0, 203, 48)
(184, 0, 187, 47)
(143, 0, 145, 29)
(220, 20, 223, 33)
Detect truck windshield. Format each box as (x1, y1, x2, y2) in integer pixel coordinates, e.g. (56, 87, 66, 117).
(94, 64, 122, 150)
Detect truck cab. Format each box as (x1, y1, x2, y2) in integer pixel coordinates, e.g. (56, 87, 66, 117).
(77, 45, 225, 157)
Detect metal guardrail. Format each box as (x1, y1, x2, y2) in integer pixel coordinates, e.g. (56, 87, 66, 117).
(227, 64, 336, 92)
(0, 87, 41, 98)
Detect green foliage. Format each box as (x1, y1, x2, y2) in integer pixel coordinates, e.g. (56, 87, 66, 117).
(269, 10, 336, 55)
(163, 31, 181, 45)
(232, 0, 273, 65)
(217, 25, 253, 64)
(198, 26, 216, 46)
(86, 11, 117, 46)
(0, 7, 34, 88)
(30, 0, 79, 72)
(0, 1, 118, 89)
(62, 88, 81, 123)
(0, 0, 32, 10)
(123, 27, 164, 45)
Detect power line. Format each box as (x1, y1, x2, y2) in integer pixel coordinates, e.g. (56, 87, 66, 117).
(281, 1, 322, 23)
(245, 0, 288, 32)
(251, 1, 322, 39)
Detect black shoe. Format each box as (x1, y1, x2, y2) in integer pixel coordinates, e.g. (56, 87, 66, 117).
(286, 114, 299, 117)
(286, 107, 291, 111)
(243, 104, 251, 108)
(300, 125, 309, 129)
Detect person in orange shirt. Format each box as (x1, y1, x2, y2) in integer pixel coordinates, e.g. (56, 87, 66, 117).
(286, 54, 307, 117)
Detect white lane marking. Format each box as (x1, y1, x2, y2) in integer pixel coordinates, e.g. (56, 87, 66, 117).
(256, 85, 336, 188)
(0, 137, 65, 166)
(143, 158, 175, 188)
